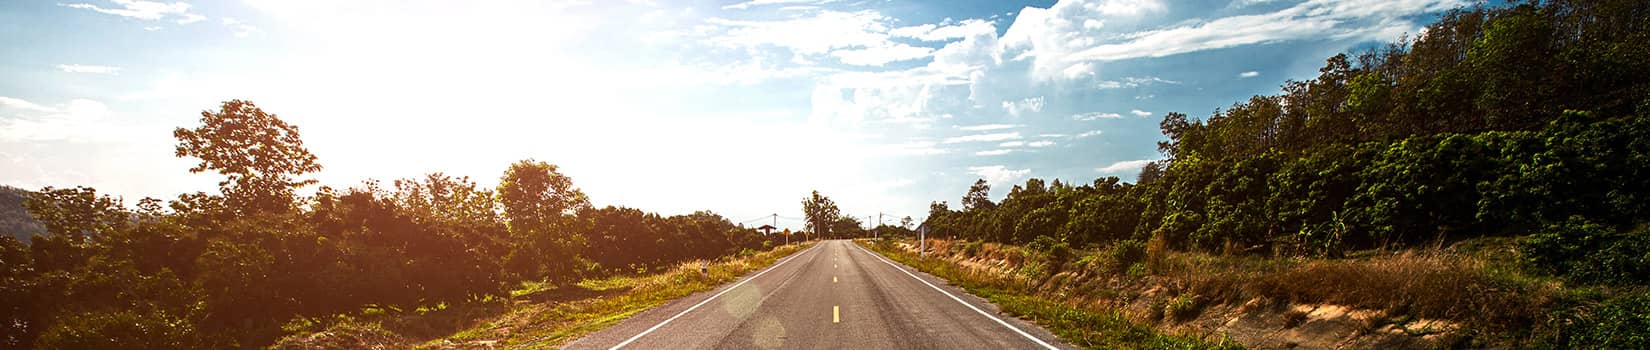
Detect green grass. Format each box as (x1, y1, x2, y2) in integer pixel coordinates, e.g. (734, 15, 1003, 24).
(856, 240, 1238, 349)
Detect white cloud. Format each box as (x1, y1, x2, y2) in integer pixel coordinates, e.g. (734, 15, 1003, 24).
(890, 19, 996, 42)
(968, 165, 1031, 186)
(0, 98, 120, 142)
(944, 132, 1021, 143)
(1239, 70, 1260, 78)
(0, 97, 58, 112)
(1027, 140, 1055, 147)
(1230, 0, 1284, 8)
(1130, 109, 1152, 117)
(1066, 0, 1462, 62)
(703, 10, 894, 55)
(1001, 96, 1044, 117)
(217, 18, 261, 37)
(832, 43, 935, 66)
(959, 124, 1018, 131)
(1062, 62, 1096, 79)
(1000, 0, 1170, 81)
(975, 149, 1012, 156)
(55, 64, 121, 74)
(722, 0, 837, 10)
(1096, 76, 1179, 89)
(880, 140, 948, 155)
(175, 13, 204, 24)
(1077, 130, 1104, 138)
(998, 141, 1025, 147)
(1073, 112, 1121, 120)
(807, 66, 970, 128)
(61, 0, 204, 23)
(1096, 159, 1156, 174)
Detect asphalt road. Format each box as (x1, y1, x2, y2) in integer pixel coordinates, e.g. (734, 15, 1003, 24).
(562, 240, 1075, 350)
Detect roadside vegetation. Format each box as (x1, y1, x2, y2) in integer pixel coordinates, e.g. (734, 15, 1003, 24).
(272, 242, 811, 349)
(858, 239, 1240, 349)
(902, 1, 1650, 348)
(0, 100, 797, 349)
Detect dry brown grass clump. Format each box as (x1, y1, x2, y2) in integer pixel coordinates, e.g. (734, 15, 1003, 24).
(1174, 250, 1558, 333)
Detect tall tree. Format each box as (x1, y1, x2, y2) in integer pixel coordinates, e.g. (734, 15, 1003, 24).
(498, 159, 589, 281)
(173, 100, 322, 214)
(962, 179, 994, 212)
(801, 190, 841, 238)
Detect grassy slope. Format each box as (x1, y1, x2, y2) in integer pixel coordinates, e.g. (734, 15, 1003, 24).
(859, 236, 1635, 349)
(273, 242, 814, 349)
(855, 239, 1238, 350)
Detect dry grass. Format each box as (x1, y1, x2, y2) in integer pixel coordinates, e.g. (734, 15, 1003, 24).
(899, 238, 1569, 346)
(1170, 250, 1560, 333)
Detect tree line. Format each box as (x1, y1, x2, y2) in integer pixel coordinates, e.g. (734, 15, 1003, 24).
(0, 100, 783, 348)
(924, 0, 1650, 267)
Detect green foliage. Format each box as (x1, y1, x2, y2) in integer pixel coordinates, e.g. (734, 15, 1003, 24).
(35, 308, 202, 349)
(1545, 292, 1650, 349)
(5, 100, 782, 349)
(173, 99, 321, 213)
(918, 0, 1650, 265)
(1519, 217, 1650, 285)
(1105, 239, 1147, 274)
(801, 190, 843, 238)
(499, 159, 589, 282)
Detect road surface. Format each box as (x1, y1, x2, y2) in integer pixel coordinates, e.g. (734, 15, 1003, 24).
(562, 240, 1075, 349)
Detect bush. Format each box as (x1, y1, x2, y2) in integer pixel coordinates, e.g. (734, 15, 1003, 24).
(1027, 235, 1074, 269)
(35, 308, 202, 349)
(1549, 292, 1650, 349)
(962, 241, 984, 257)
(1519, 216, 1650, 285)
(1106, 239, 1147, 273)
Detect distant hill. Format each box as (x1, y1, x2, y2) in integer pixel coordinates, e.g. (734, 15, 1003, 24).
(0, 185, 45, 243)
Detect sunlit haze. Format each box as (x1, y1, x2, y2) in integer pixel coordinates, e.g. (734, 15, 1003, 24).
(1, 0, 1460, 229)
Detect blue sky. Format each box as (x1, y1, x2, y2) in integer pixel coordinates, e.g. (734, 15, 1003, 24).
(0, 0, 1462, 229)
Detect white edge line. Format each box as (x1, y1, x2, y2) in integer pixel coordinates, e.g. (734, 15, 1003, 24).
(609, 244, 818, 350)
(854, 243, 1061, 350)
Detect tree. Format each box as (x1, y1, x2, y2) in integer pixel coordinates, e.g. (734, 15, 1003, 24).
(498, 159, 589, 282)
(801, 190, 841, 238)
(900, 216, 914, 229)
(962, 179, 994, 212)
(174, 100, 322, 213)
(24, 187, 127, 272)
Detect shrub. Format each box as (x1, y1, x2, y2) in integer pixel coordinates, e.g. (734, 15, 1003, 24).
(1106, 239, 1147, 273)
(35, 308, 202, 349)
(1165, 294, 1204, 322)
(963, 241, 984, 257)
(1028, 235, 1075, 270)
(1125, 263, 1148, 278)
(1519, 216, 1650, 285)
(1549, 292, 1650, 348)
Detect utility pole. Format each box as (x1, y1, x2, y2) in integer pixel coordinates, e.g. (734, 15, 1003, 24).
(876, 213, 886, 239)
(919, 224, 927, 258)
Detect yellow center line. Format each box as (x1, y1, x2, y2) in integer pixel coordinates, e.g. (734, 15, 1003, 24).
(833, 276, 838, 283)
(833, 306, 840, 323)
